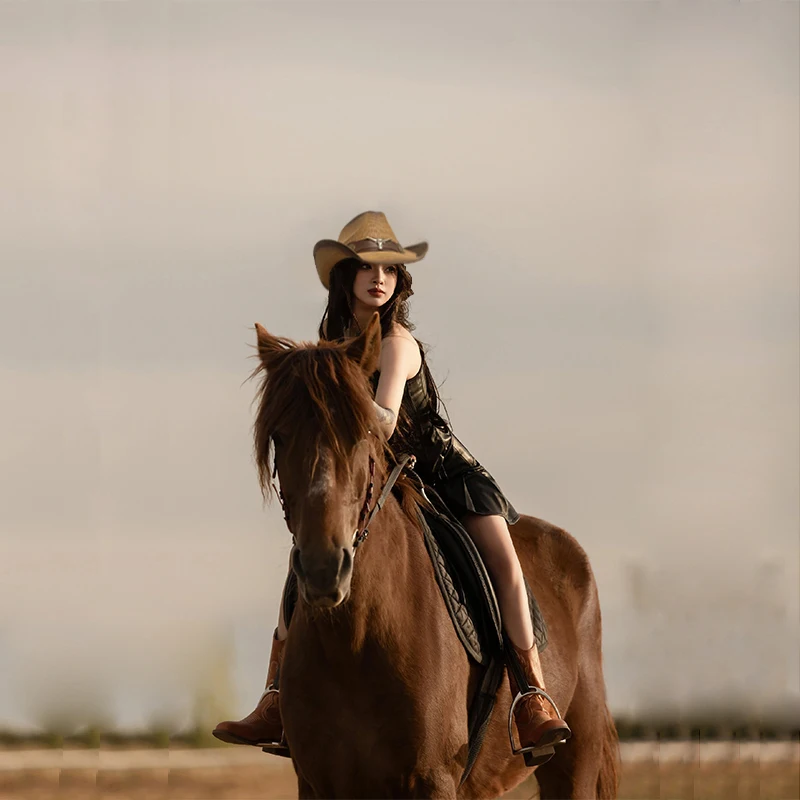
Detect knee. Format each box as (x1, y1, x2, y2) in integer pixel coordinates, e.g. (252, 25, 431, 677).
(487, 551, 523, 590)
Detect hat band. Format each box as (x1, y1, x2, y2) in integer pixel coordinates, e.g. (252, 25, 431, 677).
(348, 237, 404, 254)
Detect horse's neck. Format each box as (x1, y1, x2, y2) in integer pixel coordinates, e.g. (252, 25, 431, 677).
(349, 502, 419, 646)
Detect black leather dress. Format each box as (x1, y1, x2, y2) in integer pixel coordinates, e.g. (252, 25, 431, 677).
(372, 351, 520, 526)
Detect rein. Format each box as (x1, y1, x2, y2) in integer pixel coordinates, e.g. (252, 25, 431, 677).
(353, 453, 415, 550)
(272, 443, 415, 554)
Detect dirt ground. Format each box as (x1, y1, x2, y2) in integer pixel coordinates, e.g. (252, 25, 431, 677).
(1, 753, 797, 800)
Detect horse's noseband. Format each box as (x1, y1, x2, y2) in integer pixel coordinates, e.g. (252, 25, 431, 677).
(272, 446, 415, 555)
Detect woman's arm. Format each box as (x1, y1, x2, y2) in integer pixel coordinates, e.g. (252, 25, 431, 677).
(372, 335, 421, 439)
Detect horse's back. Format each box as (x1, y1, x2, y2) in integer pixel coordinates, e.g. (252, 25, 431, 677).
(511, 514, 597, 618)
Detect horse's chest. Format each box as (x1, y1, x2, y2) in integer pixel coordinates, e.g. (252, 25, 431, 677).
(282, 661, 462, 794)
(283, 667, 427, 747)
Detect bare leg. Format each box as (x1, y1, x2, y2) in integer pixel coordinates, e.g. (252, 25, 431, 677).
(461, 513, 570, 761)
(460, 513, 534, 650)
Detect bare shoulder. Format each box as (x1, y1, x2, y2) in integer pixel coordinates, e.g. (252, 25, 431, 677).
(382, 326, 420, 353)
(384, 323, 417, 343)
(381, 325, 422, 379)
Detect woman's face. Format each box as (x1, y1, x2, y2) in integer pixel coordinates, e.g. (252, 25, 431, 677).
(351, 262, 398, 309)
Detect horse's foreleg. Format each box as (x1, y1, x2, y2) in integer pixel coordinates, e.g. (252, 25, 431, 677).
(296, 773, 318, 799)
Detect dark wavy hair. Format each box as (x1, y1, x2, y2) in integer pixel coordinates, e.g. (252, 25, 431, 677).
(317, 258, 449, 460)
(318, 258, 414, 341)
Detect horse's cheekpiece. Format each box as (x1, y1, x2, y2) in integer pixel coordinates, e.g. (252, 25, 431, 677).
(274, 451, 415, 554)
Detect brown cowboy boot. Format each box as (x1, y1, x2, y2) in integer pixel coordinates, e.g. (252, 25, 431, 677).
(212, 630, 289, 755)
(508, 641, 571, 767)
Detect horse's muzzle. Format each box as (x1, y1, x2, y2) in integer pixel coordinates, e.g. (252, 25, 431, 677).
(292, 545, 353, 608)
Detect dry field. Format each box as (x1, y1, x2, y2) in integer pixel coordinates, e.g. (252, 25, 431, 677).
(0, 743, 797, 800)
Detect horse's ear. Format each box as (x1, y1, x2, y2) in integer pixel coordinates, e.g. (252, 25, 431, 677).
(346, 312, 381, 375)
(255, 323, 291, 369)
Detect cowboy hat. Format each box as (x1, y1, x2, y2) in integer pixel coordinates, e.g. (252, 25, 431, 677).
(313, 211, 428, 289)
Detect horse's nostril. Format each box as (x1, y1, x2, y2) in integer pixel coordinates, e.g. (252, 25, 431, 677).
(341, 547, 353, 576)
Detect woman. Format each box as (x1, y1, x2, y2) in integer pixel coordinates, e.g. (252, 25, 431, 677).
(213, 212, 571, 761)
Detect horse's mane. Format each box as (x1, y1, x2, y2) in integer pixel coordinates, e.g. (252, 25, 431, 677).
(252, 339, 424, 518)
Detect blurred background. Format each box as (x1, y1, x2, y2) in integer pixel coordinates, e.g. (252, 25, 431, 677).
(1, 1, 797, 740)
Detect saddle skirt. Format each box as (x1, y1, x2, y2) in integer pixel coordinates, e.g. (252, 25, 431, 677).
(416, 483, 548, 666)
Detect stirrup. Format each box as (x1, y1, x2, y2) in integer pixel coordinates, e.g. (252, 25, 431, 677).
(507, 686, 566, 757)
(261, 742, 291, 758)
(261, 739, 290, 756)
(259, 686, 279, 702)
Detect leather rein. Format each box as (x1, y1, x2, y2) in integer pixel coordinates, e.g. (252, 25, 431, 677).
(272, 443, 415, 553)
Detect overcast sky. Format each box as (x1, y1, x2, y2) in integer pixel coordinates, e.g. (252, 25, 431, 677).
(1, 1, 797, 731)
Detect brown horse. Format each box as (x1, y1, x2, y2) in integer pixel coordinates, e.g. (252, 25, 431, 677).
(253, 315, 619, 800)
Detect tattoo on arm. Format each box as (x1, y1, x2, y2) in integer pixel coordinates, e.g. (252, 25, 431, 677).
(372, 400, 397, 435)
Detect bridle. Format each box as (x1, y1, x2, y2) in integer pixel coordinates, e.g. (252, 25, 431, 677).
(272, 442, 415, 554)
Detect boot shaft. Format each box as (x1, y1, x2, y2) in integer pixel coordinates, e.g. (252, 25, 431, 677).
(265, 629, 287, 690)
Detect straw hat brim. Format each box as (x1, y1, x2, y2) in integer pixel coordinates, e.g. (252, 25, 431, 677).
(314, 240, 428, 289)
